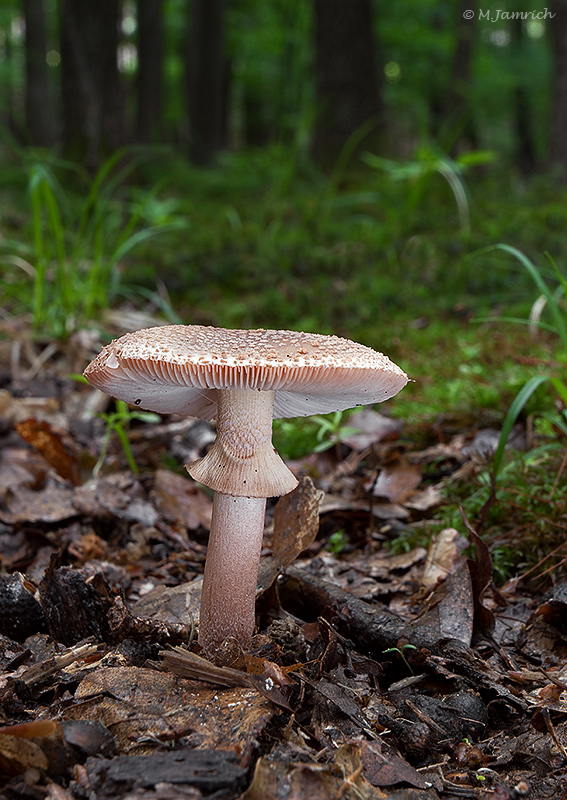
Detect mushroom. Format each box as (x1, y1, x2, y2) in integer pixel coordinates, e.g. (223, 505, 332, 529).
(83, 325, 408, 657)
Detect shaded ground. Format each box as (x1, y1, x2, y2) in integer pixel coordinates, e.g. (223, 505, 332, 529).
(0, 320, 566, 799)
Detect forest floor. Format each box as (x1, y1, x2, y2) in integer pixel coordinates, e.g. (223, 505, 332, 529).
(0, 318, 567, 800)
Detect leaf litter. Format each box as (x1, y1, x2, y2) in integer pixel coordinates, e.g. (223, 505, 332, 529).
(0, 326, 566, 799)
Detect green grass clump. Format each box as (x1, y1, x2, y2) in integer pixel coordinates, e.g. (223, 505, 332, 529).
(1, 149, 184, 338)
(441, 446, 567, 585)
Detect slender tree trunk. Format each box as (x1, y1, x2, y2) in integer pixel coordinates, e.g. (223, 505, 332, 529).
(60, 0, 123, 166)
(312, 0, 383, 167)
(186, 0, 226, 165)
(23, 0, 57, 146)
(511, 17, 537, 175)
(1, 15, 23, 138)
(549, 0, 567, 179)
(438, 0, 477, 152)
(136, 0, 163, 143)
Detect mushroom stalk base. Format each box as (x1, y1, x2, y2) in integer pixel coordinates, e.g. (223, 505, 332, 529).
(199, 493, 267, 657)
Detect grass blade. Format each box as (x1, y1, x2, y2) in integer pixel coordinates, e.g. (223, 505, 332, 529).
(493, 375, 551, 479)
(492, 244, 567, 356)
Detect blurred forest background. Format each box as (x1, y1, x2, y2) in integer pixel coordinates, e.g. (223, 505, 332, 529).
(3, 0, 564, 169)
(0, 0, 566, 414)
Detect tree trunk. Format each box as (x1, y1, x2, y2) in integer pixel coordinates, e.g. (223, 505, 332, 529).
(438, 0, 477, 153)
(23, 0, 57, 146)
(549, 0, 567, 179)
(312, 0, 383, 167)
(136, 0, 163, 144)
(186, 0, 226, 165)
(60, 0, 123, 166)
(511, 17, 537, 175)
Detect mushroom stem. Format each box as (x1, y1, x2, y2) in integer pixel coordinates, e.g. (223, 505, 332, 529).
(188, 388, 298, 656)
(187, 388, 297, 497)
(199, 493, 267, 656)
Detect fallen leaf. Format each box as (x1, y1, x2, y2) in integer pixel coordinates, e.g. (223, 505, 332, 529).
(462, 425, 525, 462)
(358, 739, 428, 789)
(73, 473, 159, 526)
(320, 494, 409, 521)
(0, 720, 60, 739)
(0, 447, 46, 497)
(419, 558, 474, 646)
(67, 666, 274, 762)
(0, 388, 62, 426)
(342, 408, 404, 451)
(131, 579, 201, 627)
(403, 484, 443, 512)
(422, 528, 469, 589)
(0, 484, 77, 524)
(152, 468, 212, 530)
(15, 418, 80, 485)
(272, 477, 324, 568)
(242, 758, 349, 800)
(369, 458, 422, 504)
(0, 734, 48, 778)
(462, 515, 497, 639)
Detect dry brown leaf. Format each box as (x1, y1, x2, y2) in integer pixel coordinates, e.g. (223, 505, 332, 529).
(272, 477, 324, 568)
(73, 473, 159, 526)
(66, 666, 274, 762)
(370, 458, 422, 503)
(15, 418, 80, 485)
(0, 484, 77, 524)
(403, 484, 443, 512)
(0, 733, 49, 778)
(0, 447, 46, 498)
(320, 494, 410, 521)
(131, 579, 201, 626)
(342, 408, 404, 451)
(420, 558, 474, 646)
(152, 468, 212, 530)
(422, 528, 469, 590)
(242, 757, 352, 800)
(357, 739, 428, 789)
(243, 744, 409, 800)
(0, 720, 60, 739)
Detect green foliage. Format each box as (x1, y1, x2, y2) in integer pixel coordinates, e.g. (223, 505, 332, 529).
(0, 149, 183, 338)
(383, 643, 417, 675)
(440, 439, 567, 584)
(481, 245, 567, 479)
(273, 417, 320, 462)
(312, 411, 359, 453)
(94, 400, 161, 477)
(384, 528, 431, 555)
(363, 145, 495, 234)
(325, 530, 349, 557)
(227, 0, 313, 148)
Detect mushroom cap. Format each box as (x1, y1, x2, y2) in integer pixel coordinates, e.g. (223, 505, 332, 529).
(83, 324, 408, 419)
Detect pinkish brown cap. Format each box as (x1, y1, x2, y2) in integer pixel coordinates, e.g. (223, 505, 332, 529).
(83, 324, 408, 419)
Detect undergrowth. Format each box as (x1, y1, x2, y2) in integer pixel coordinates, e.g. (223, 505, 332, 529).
(441, 447, 567, 585)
